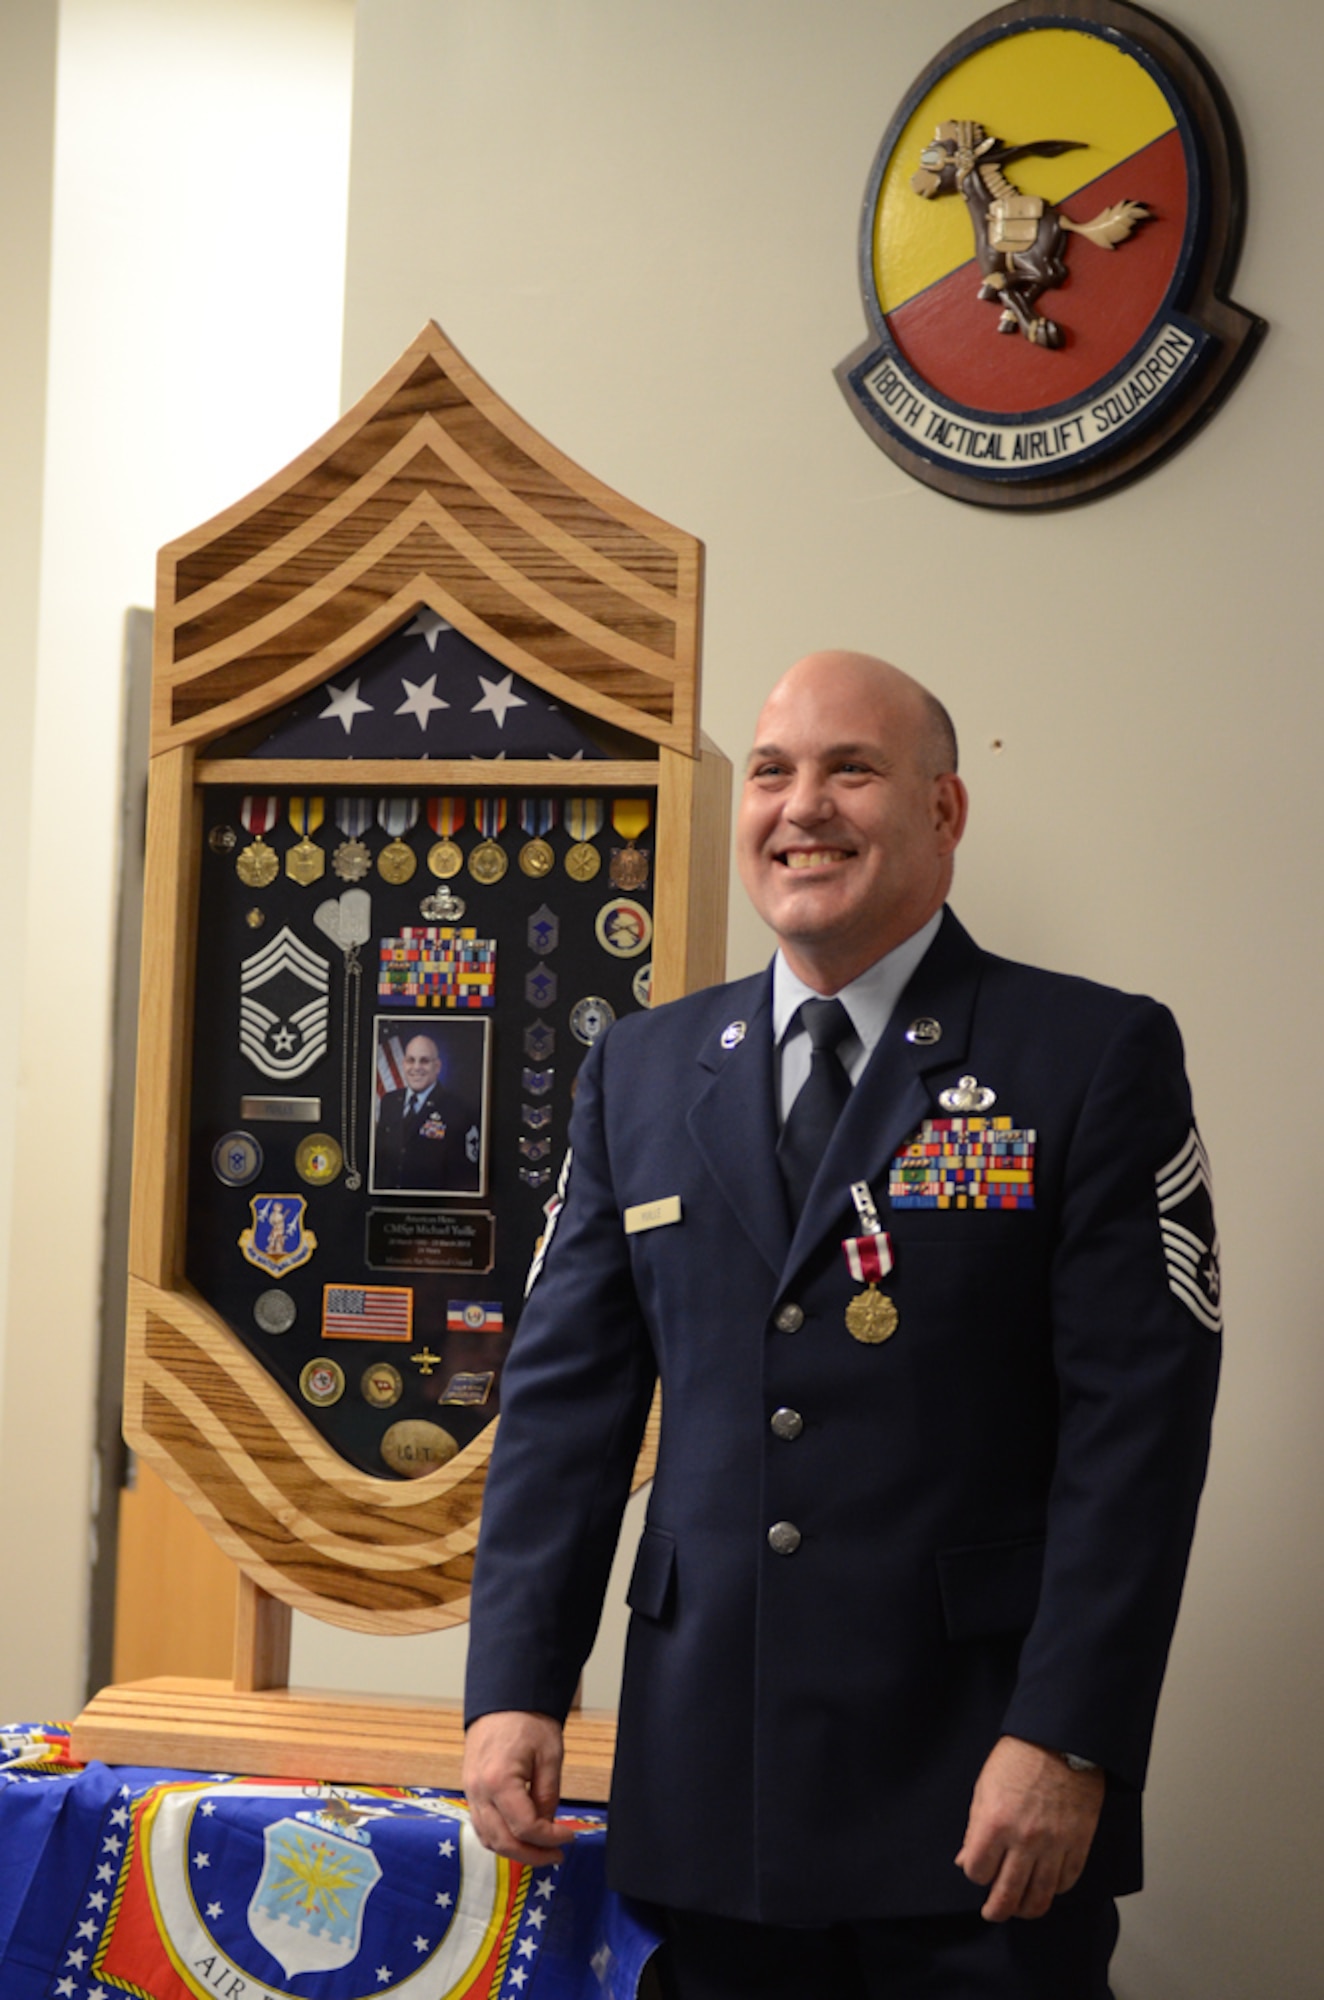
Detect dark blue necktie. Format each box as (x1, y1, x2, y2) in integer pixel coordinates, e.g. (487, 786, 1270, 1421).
(777, 997, 854, 1215)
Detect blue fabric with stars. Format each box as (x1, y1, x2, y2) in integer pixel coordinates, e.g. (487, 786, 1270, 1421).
(238, 612, 609, 762)
(0, 1727, 659, 2000)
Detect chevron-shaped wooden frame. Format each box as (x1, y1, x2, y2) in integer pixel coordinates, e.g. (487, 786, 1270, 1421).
(152, 320, 702, 756)
(74, 325, 727, 1789)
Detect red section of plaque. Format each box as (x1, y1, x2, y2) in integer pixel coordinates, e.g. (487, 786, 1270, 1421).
(884, 127, 1187, 415)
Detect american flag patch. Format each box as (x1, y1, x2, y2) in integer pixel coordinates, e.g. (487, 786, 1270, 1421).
(446, 1300, 504, 1335)
(321, 1284, 414, 1341)
(889, 1116, 1036, 1209)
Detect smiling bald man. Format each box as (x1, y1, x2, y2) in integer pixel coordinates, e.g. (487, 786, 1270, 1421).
(463, 652, 1220, 1999)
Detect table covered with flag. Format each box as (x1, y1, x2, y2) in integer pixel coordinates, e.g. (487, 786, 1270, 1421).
(0, 1726, 659, 2000)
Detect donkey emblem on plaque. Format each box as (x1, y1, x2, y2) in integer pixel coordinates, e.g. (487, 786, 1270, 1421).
(911, 119, 1151, 347)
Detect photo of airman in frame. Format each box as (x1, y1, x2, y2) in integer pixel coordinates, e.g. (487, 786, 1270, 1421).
(369, 1015, 490, 1198)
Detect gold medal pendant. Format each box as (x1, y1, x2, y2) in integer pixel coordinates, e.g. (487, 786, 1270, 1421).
(285, 834, 325, 885)
(427, 837, 463, 879)
(378, 837, 417, 884)
(519, 836, 555, 878)
(845, 1284, 898, 1345)
(332, 837, 371, 882)
(565, 840, 601, 882)
(468, 837, 508, 883)
(236, 837, 278, 888)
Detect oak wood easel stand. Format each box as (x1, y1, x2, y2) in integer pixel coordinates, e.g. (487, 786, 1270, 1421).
(73, 322, 728, 1795)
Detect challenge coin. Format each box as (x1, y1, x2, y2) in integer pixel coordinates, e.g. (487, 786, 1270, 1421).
(361, 1361, 403, 1409)
(569, 995, 616, 1046)
(212, 1131, 262, 1187)
(295, 1133, 344, 1185)
(208, 824, 238, 855)
(253, 1288, 297, 1334)
(300, 1357, 345, 1407)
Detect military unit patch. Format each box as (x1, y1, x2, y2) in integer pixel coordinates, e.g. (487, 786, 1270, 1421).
(890, 1116, 1036, 1209)
(377, 925, 496, 1008)
(1156, 1126, 1222, 1332)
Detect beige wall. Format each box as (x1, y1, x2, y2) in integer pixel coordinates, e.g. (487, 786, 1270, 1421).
(315, 3, 1319, 1994)
(0, 0, 354, 1719)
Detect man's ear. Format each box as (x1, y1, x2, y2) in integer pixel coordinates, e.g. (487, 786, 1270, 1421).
(933, 773, 968, 855)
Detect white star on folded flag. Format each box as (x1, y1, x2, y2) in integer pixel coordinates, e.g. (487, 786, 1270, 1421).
(395, 674, 449, 729)
(319, 677, 374, 734)
(404, 609, 452, 651)
(471, 671, 528, 729)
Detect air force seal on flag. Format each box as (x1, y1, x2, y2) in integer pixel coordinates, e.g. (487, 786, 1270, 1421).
(1156, 1127, 1222, 1332)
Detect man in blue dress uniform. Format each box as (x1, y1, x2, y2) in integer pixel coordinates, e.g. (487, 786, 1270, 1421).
(463, 652, 1220, 1997)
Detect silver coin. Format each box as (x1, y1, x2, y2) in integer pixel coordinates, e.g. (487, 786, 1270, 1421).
(254, 1288, 297, 1334)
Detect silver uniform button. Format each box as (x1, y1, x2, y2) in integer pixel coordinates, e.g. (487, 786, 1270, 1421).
(767, 1521, 802, 1556)
(770, 1407, 804, 1441)
(774, 1302, 805, 1333)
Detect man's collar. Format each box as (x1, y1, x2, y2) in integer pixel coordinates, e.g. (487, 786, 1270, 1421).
(772, 908, 945, 1053)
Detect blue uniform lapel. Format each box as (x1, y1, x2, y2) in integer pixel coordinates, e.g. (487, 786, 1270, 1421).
(783, 911, 985, 1284)
(686, 972, 789, 1277)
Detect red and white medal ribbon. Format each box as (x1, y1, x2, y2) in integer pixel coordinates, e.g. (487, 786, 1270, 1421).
(843, 1231, 894, 1284)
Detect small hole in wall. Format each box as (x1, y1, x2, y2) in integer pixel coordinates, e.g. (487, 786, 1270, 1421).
(989, 738, 1004, 753)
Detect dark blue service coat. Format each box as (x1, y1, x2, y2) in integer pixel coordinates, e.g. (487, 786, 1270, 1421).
(465, 911, 1220, 1923)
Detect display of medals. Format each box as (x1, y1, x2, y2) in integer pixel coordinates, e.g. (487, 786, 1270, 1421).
(609, 797, 652, 890)
(469, 796, 509, 882)
(192, 775, 661, 1484)
(518, 796, 557, 878)
(427, 796, 465, 878)
(285, 796, 326, 884)
(236, 795, 280, 887)
(332, 796, 373, 881)
(842, 1181, 899, 1344)
(377, 796, 420, 882)
(564, 796, 604, 880)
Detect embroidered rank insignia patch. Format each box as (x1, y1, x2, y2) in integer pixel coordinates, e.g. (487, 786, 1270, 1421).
(377, 925, 495, 1007)
(1156, 1126, 1221, 1331)
(889, 1116, 1036, 1209)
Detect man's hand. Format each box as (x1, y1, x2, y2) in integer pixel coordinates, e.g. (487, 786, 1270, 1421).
(463, 1710, 578, 1866)
(955, 1734, 1105, 1922)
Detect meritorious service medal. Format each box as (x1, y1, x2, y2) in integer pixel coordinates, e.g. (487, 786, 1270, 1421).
(518, 795, 557, 877)
(842, 1181, 898, 1344)
(377, 796, 420, 882)
(564, 796, 604, 880)
(609, 796, 652, 890)
(236, 795, 279, 888)
(468, 795, 508, 882)
(332, 796, 372, 882)
(285, 795, 325, 884)
(427, 795, 465, 878)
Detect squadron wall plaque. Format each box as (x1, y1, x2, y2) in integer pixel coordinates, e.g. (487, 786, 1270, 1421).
(836, 0, 1264, 507)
